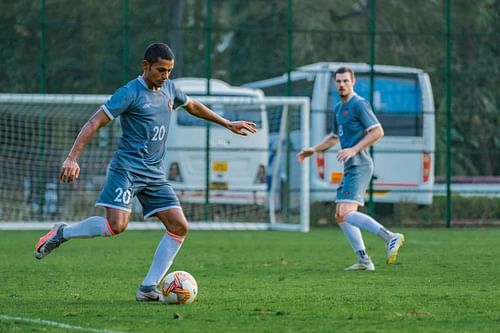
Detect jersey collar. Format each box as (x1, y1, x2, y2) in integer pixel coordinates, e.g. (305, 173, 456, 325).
(342, 92, 358, 105)
(138, 75, 162, 92)
(138, 75, 149, 89)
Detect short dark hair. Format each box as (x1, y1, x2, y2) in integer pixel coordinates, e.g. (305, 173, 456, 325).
(335, 66, 355, 80)
(144, 43, 174, 64)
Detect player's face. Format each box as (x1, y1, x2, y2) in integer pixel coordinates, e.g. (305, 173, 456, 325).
(335, 72, 355, 98)
(143, 58, 174, 90)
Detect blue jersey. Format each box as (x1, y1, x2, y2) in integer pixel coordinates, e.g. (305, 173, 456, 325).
(331, 94, 380, 167)
(102, 76, 189, 178)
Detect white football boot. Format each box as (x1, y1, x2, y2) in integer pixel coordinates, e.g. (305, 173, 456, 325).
(344, 258, 375, 271)
(386, 233, 405, 265)
(136, 288, 164, 302)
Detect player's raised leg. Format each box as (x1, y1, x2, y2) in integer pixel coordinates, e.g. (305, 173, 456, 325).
(136, 207, 188, 302)
(34, 209, 128, 260)
(36, 165, 134, 260)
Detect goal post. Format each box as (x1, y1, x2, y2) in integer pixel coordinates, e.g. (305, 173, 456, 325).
(0, 93, 309, 232)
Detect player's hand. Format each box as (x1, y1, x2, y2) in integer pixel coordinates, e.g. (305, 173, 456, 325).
(228, 121, 257, 136)
(296, 148, 315, 163)
(337, 148, 357, 163)
(60, 158, 80, 183)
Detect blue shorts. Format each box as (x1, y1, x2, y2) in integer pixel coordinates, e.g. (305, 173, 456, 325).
(96, 167, 180, 218)
(335, 163, 373, 206)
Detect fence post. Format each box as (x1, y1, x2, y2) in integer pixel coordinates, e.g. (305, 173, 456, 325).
(122, 0, 129, 84)
(284, 0, 294, 224)
(38, 0, 47, 218)
(368, 0, 376, 217)
(204, 0, 213, 221)
(445, 0, 452, 228)
(39, 0, 46, 93)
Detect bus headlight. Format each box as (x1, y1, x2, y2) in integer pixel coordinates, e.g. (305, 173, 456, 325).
(316, 153, 325, 180)
(422, 152, 431, 183)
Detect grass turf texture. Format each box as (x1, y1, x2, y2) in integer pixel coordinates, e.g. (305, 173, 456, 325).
(0, 229, 499, 333)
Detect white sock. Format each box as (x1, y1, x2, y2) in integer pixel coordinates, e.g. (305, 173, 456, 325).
(356, 249, 369, 261)
(62, 216, 114, 239)
(344, 211, 394, 242)
(338, 222, 366, 253)
(141, 231, 185, 288)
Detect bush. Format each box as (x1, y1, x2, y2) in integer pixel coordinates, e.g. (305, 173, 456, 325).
(309, 196, 500, 227)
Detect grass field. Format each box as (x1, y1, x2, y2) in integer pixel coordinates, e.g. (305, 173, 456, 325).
(1, 228, 499, 333)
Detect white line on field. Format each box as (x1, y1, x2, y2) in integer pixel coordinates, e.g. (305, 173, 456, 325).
(0, 315, 130, 333)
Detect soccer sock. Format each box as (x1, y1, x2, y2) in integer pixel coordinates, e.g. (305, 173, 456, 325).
(344, 211, 394, 242)
(141, 231, 185, 288)
(338, 222, 367, 254)
(62, 216, 114, 239)
(356, 249, 369, 261)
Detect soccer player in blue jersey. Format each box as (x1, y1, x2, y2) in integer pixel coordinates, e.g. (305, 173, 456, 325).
(34, 43, 257, 300)
(297, 66, 404, 271)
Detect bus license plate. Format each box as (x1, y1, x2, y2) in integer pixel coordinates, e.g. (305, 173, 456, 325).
(212, 161, 228, 172)
(330, 171, 343, 183)
(210, 182, 228, 190)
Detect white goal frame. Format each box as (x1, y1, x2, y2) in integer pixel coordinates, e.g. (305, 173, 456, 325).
(0, 93, 310, 232)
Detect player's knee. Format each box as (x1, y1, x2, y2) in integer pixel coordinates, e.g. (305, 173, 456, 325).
(107, 218, 128, 235)
(335, 211, 345, 224)
(105, 209, 130, 235)
(335, 208, 355, 224)
(168, 219, 189, 237)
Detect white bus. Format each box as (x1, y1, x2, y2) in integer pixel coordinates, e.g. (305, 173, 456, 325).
(245, 62, 435, 205)
(165, 78, 269, 205)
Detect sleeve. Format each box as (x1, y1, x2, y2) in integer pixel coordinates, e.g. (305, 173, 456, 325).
(172, 85, 190, 110)
(101, 86, 133, 120)
(357, 99, 381, 132)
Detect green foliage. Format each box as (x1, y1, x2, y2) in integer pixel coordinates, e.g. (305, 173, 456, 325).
(310, 196, 500, 227)
(1, 229, 500, 332)
(391, 196, 500, 226)
(0, 0, 499, 175)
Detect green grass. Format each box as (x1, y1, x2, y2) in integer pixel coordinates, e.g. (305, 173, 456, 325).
(1, 228, 499, 333)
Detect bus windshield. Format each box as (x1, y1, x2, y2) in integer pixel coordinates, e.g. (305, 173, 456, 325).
(329, 75, 423, 136)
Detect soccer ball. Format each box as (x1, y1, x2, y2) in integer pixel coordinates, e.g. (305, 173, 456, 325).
(161, 271, 198, 304)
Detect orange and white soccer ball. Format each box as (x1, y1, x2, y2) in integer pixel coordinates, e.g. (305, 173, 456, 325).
(162, 271, 198, 304)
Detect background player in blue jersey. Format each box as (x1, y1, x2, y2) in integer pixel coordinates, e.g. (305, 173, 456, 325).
(34, 43, 257, 301)
(297, 67, 404, 271)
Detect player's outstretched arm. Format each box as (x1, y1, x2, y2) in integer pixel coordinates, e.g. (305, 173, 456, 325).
(296, 133, 339, 163)
(60, 108, 111, 183)
(184, 99, 256, 136)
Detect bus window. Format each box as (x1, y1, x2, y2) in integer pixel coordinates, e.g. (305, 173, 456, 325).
(261, 77, 315, 133)
(328, 75, 423, 136)
(258, 76, 315, 97)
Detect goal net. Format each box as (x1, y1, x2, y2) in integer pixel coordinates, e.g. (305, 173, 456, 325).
(0, 93, 310, 232)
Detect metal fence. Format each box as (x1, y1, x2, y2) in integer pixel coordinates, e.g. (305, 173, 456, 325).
(1, 0, 499, 226)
